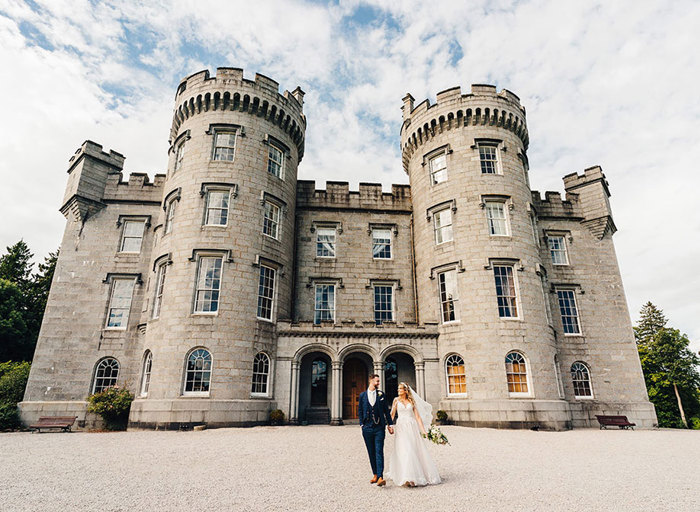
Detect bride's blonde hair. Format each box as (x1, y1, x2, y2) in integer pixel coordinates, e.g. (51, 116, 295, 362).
(398, 382, 416, 406)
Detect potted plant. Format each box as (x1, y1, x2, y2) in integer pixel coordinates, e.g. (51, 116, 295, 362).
(87, 386, 134, 430)
(435, 409, 448, 425)
(269, 409, 285, 426)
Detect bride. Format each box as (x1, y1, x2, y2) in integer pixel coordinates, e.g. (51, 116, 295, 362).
(386, 382, 441, 487)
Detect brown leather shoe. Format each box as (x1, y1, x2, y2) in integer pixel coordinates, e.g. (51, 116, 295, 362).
(376, 477, 386, 487)
(370, 475, 378, 484)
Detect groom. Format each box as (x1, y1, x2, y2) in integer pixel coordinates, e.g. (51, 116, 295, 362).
(358, 374, 394, 487)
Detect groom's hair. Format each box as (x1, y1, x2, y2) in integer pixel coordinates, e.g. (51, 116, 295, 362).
(368, 374, 379, 380)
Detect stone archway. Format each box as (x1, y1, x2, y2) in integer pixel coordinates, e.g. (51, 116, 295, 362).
(298, 351, 332, 424)
(384, 352, 416, 404)
(341, 352, 373, 422)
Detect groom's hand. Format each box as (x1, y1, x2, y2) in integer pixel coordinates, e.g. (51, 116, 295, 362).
(388, 426, 394, 435)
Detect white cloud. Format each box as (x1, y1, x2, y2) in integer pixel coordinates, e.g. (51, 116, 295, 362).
(0, 0, 698, 350)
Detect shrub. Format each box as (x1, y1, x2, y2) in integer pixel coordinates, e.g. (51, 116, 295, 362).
(0, 402, 19, 430)
(87, 387, 134, 430)
(436, 410, 448, 423)
(0, 361, 31, 404)
(269, 409, 285, 425)
(690, 417, 700, 430)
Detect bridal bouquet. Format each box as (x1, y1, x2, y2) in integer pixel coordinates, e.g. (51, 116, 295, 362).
(424, 425, 450, 446)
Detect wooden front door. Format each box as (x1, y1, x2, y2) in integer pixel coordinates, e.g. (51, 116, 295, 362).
(343, 358, 367, 419)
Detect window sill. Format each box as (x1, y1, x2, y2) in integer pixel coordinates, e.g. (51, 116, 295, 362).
(574, 396, 594, 400)
(445, 394, 468, 399)
(116, 251, 142, 256)
(435, 240, 454, 247)
(315, 257, 337, 261)
(257, 317, 275, 324)
(563, 333, 584, 337)
(441, 320, 461, 327)
(481, 172, 504, 177)
(499, 316, 522, 322)
(104, 327, 127, 331)
(552, 263, 570, 267)
(250, 393, 271, 399)
(508, 393, 533, 399)
(489, 235, 512, 239)
(192, 312, 219, 317)
(181, 393, 211, 398)
(202, 224, 228, 228)
(262, 234, 281, 242)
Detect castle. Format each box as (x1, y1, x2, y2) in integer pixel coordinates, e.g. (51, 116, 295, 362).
(19, 68, 656, 430)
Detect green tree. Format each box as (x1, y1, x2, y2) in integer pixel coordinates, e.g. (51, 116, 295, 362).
(0, 240, 34, 293)
(635, 303, 700, 428)
(0, 279, 29, 362)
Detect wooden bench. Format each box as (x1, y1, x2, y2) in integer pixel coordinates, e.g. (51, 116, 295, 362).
(29, 416, 77, 433)
(595, 415, 636, 430)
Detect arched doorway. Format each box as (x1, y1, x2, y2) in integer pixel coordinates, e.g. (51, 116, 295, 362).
(342, 355, 371, 421)
(384, 352, 416, 404)
(299, 352, 332, 424)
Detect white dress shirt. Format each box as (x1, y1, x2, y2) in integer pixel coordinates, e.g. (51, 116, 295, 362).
(367, 388, 377, 406)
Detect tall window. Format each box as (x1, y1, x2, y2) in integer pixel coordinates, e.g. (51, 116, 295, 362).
(493, 265, 518, 318)
(152, 262, 167, 319)
(479, 145, 498, 174)
(119, 220, 145, 253)
(184, 348, 212, 394)
(92, 358, 119, 394)
(485, 202, 509, 236)
(314, 283, 335, 324)
(106, 278, 135, 328)
(251, 352, 270, 395)
(429, 152, 447, 184)
(434, 208, 453, 244)
(263, 201, 281, 240)
(505, 352, 529, 395)
(194, 256, 222, 313)
(374, 285, 394, 324)
(204, 189, 230, 226)
(446, 354, 467, 395)
(140, 351, 152, 397)
(267, 144, 284, 178)
(174, 141, 185, 171)
(372, 228, 392, 259)
(164, 198, 176, 235)
(257, 265, 276, 321)
(316, 228, 336, 258)
(213, 130, 236, 161)
(556, 289, 581, 334)
(438, 269, 459, 323)
(548, 236, 569, 265)
(571, 362, 592, 398)
(310, 358, 328, 405)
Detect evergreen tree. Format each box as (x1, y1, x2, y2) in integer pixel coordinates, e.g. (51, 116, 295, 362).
(0, 279, 29, 362)
(634, 301, 668, 344)
(0, 240, 34, 294)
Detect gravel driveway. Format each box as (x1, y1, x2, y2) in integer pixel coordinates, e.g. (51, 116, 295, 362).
(1, 425, 698, 511)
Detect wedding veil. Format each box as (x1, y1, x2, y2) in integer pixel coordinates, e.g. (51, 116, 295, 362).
(409, 386, 433, 430)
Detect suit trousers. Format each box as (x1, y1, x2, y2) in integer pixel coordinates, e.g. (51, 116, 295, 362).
(361, 424, 386, 478)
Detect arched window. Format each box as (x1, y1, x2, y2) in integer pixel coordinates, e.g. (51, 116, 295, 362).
(445, 354, 467, 395)
(184, 348, 212, 395)
(140, 351, 152, 397)
(251, 352, 270, 396)
(92, 358, 119, 394)
(571, 362, 593, 398)
(505, 352, 529, 395)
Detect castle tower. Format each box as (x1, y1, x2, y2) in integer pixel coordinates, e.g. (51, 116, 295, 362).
(401, 85, 570, 428)
(129, 68, 306, 427)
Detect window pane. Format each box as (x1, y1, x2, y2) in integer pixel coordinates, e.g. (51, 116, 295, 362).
(571, 362, 592, 397)
(446, 355, 466, 394)
(252, 352, 270, 394)
(257, 265, 276, 320)
(374, 285, 393, 324)
(314, 284, 335, 324)
(263, 202, 281, 239)
(480, 145, 498, 174)
(213, 131, 236, 161)
(205, 190, 230, 225)
(372, 229, 391, 258)
(505, 352, 528, 393)
(486, 202, 508, 236)
(316, 228, 336, 257)
(268, 145, 283, 177)
(429, 153, 447, 184)
(152, 263, 167, 319)
(94, 358, 120, 393)
(107, 279, 135, 328)
(194, 257, 222, 312)
(548, 236, 568, 265)
(120, 220, 145, 252)
(438, 270, 458, 322)
(493, 266, 518, 318)
(434, 209, 453, 244)
(557, 289, 580, 334)
(184, 349, 212, 393)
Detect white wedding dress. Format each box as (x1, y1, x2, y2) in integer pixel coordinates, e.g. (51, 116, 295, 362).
(387, 398, 441, 486)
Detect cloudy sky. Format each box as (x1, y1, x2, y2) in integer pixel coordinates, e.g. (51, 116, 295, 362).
(0, 0, 698, 349)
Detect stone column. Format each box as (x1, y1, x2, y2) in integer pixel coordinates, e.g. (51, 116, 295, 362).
(373, 361, 385, 391)
(331, 361, 343, 425)
(415, 361, 426, 398)
(289, 361, 300, 424)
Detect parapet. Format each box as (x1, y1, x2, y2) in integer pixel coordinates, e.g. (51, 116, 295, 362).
(531, 190, 581, 219)
(103, 172, 166, 204)
(67, 140, 124, 174)
(563, 166, 610, 196)
(296, 181, 412, 212)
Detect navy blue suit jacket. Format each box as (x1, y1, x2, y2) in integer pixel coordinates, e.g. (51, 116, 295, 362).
(358, 390, 393, 428)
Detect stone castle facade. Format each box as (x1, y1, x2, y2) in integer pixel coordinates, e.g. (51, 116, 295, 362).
(19, 68, 656, 430)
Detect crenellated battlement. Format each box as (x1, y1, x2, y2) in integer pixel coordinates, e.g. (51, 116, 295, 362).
(103, 172, 166, 204)
(400, 84, 528, 172)
(531, 190, 581, 219)
(171, 67, 306, 159)
(296, 180, 412, 212)
(67, 140, 125, 174)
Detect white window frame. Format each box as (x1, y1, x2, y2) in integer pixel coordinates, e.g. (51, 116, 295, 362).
(263, 200, 282, 240)
(505, 351, 531, 397)
(118, 219, 146, 253)
(485, 201, 510, 236)
(256, 264, 277, 322)
(556, 288, 582, 335)
(174, 140, 185, 172)
(152, 262, 167, 319)
(267, 143, 285, 179)
(433, 207, 453, 245)
(193, 255, 223, 315)
(316, 227, 337, 258)
(182, 348, 213, 396)
(429, 151, 448, 185)
(373, 284, 394, 324)
(445, 354, 467, 397)
(548, 235, 569, 265)
(493, 264, 520, 320)
(479, 144, 501, 174)
(140, 351, 152, 397)
(105, 277, 136, 330)
(203, 188, 231, 226)
(92, 357, 120, 394)
(372, 228, 392, 259)
(437, 269, 459, 324)
(251, 352, 272, 397)
(314, 282, 336, 324)
(571, 361, 594, 399)
(164, 198, 176, 235)
(212, 129, 237, 161)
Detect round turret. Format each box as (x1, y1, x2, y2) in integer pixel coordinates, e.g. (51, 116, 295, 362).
(401, 84, 567, 426)
(130, 68, 306, 428)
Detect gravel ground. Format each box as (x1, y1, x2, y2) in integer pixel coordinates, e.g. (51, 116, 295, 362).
(1, 425, 698, 511)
